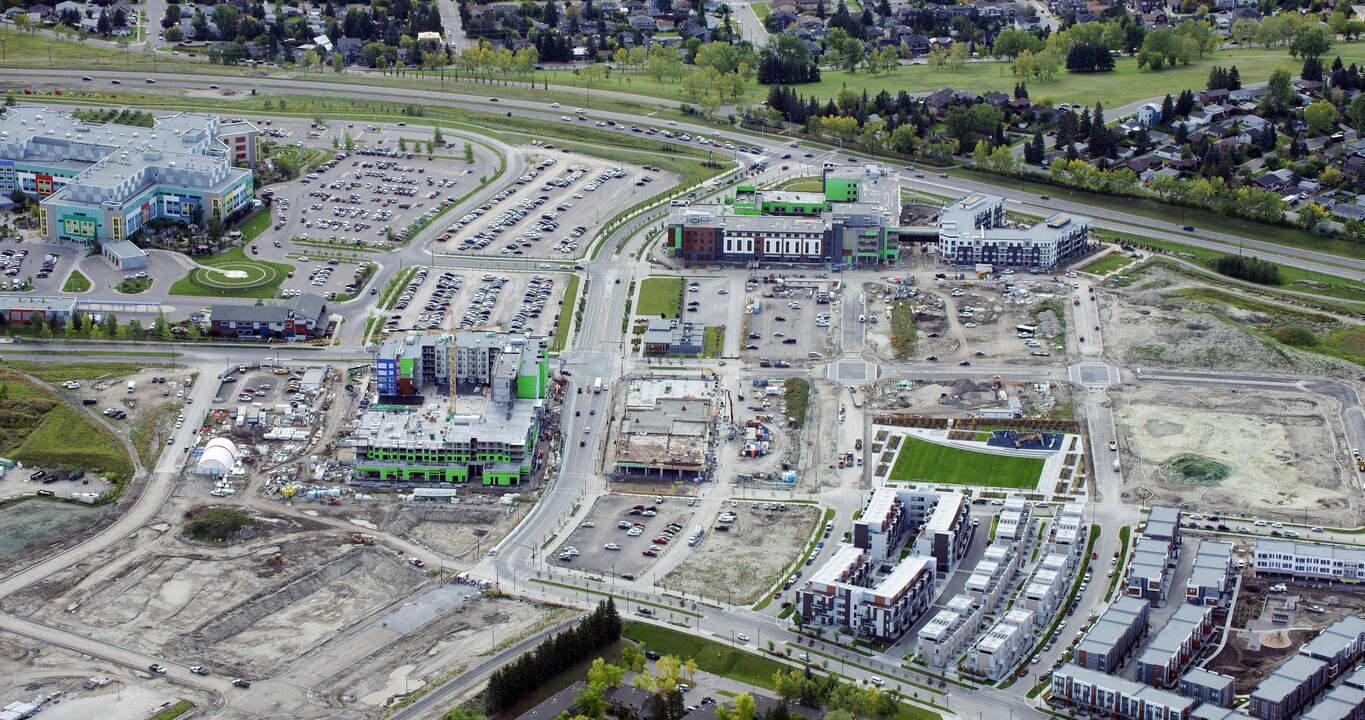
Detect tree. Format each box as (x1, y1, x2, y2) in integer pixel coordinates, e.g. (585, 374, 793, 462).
(164, 25, 185, 42)
(1065, 42, 1115, 72)
(1304, 100, 1340, 136)
(97, 9, 112, 36)
(758, 34, 818, 84)
(992, 28, 1039, 58)
(154, 312, 172, 340)
(1347, 94, 1365, 133)
(1024, 131, 1045, 163)
(438, 710, 488, 720)
(1299, 201, 1329, 231)
(211, 3, 241, 38)
(576, 681, 610, 720)
(332, 52, 346, 73)
(1231, 17, 1259, 47)
(1289, 25, 1332, 60)
(733, 693, 756, 720)
(464, 142, 475, 163)
(207, 215, 224, 241)
(1261, 67, 1296, 116)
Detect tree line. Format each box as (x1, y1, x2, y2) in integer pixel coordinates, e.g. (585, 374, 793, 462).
(485, 599, 623, 713)
(1212, 254, 1282, 285)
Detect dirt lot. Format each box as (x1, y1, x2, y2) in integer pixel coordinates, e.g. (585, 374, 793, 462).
(0, 631, 200, 720)
(0, 501, 106, 563)
(1113, 385, 1361, 524)
(556, 493, 702, 578)
(865, 275, 1069, 364)
(1209, 579, 1365, 692)
(362, 497, 530, 562)
(0, 513, 424, 678)
(1100, 264, 1364, 377)
(665, 503, 819, 604)
(315, 596, 568, 714)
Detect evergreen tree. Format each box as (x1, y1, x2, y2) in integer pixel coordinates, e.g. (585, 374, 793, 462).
(1160, 94, 1175, 125)
(1228, 65, 1241, 90)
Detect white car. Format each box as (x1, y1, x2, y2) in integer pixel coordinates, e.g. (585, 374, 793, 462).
(737, 633, 750, 642)
(604, 543, 621, 551)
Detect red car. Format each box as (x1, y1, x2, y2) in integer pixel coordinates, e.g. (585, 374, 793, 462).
(642, 550, 659, 557)
(655, 537, 669, 544)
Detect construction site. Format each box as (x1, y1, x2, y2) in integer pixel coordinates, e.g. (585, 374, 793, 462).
(1111, 384, 1362, 525)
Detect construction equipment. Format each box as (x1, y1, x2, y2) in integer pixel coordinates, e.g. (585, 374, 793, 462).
(350, 533, 376, 545)
(266, 553, 291, 565)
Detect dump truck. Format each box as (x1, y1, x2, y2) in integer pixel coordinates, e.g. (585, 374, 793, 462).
(351, 533, 376, 545)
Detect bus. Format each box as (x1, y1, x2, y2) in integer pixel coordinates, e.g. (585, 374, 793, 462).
(593, 378, 603, 394)
(1016, 324, 1038, 337)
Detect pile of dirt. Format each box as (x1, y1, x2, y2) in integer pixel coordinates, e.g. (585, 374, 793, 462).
(1162, 454, 1231, 487)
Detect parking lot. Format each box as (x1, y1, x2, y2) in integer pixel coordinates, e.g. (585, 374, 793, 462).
(742, 282, 839, 362)
(552, 493, 703, 578)
(0, 240, 85, 295)
(381, 268, 568, 336)
(441, 153, 675, 260)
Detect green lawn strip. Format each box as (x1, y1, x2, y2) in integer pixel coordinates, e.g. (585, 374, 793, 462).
(782, 378, 811, 430)
(2, 361, 151, 383)
(623, 621, 787, 690)
(888, 435, 1043, 489)
(703, 326, 724, 357)
(379, 266, 420, 310)
(898, 661, 980, 690)
(1105, 525, 1132, 600)
(1, 349, 185, 358)
(889, 299, 916, 359)
(1076, 253, 1134, 277)
(148, 701, 195, 720)
(751, 2, 771, 17)
(62, 270, 91, 293)
(787, 642, 944, 702)
(637, 276, 683, 317)
(959, 166, 1364, 264)
(531, 579, 701, 617)
(998, 524, 1100, 690)
(552, 274, 581, 353)
(168, 246, 293, 299)
(236, 208, 272, 242)
(753, 507, 833, 612)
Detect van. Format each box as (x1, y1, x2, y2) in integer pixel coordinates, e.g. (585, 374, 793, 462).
(127, 381, 136, 393)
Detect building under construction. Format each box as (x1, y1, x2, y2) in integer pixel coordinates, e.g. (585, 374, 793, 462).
(610, 377, 718, 482)
(346, 332, 550, 487)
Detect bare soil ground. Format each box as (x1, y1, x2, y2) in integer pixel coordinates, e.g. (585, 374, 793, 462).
(316, 597, 569, 715)
(335, 497, 531, 562)
(1210, 579, 1365, 692)
(1112, 385, 1361, 524)
(664, 504, 819, 604)
(1, 513, 423, 678)
(1101, 265, 1362, 377)
(0, 630, 203, 720)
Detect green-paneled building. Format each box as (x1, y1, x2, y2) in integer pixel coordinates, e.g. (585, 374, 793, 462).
(350, 333, 550, 487)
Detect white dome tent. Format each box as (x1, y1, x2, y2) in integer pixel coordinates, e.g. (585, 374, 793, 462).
(194, 438, 239, 476)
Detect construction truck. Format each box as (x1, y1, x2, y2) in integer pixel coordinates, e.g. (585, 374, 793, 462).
(351, 533, 376, 545)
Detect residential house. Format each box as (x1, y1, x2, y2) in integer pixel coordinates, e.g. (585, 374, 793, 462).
(1249, 655, 1331, 720)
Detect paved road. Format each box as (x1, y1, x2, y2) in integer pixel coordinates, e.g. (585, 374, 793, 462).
(16, 67, 1365, 288)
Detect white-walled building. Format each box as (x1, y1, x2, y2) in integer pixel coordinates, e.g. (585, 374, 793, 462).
(917, 594, 983, 668)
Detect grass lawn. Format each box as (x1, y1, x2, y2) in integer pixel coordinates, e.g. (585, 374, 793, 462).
(148, 701, 195, 720)
(2, 361, 151, 383)
(623, 621, 786, 690)
(807, 41, 1365, 111)
(236, 208, 272, 242)
(1077, 253, 1135, 276)
(552, 274, 581, 353)
(751, 2, 771, 17)
(703, 325, 724, 357)
(637, 276, 683, 317)
(889, 299, 916, 359)
(168, 245, 294, 299)
(62, 270, 91, 293)
(888, 435, 1044, 489)
(784, 378, 810, 429)
(0, 370, 134, 483)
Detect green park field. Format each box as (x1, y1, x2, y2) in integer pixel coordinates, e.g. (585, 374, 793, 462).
(889, 435, 1044, 489)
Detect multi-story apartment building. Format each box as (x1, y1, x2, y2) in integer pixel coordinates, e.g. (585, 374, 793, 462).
(1299, 616, 1365, 680)
(852, 486, 972, 575)
(1254, 540, 1365, 584)
(1177, 669, 1235, 709)
(797, 546, 935, 641)
(970, 608, 1034, 681)
(964, 542, 1018, 614)
(1250, 655, 1331, 720)
(936, 193, 1092, 270)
